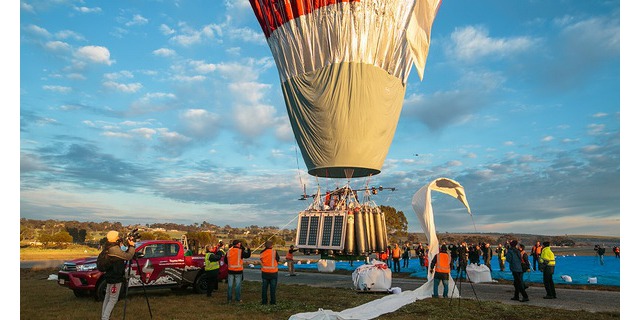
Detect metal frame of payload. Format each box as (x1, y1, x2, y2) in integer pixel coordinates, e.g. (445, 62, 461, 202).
(295, 184, 389, 257)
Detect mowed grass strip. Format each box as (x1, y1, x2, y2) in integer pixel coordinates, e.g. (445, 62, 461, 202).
(21, 268, 619, 320)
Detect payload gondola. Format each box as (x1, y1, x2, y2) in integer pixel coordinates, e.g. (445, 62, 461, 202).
(295, 185, 392, 257)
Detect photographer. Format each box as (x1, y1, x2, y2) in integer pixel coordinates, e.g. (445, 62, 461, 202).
(225, 240, 251, 303)
(101, 230, 136, 320)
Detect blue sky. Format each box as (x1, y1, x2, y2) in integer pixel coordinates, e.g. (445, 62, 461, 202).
(17, 0, 626, 236)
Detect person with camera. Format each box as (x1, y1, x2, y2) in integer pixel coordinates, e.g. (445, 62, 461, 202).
(225, 239, 251, 303)
(101, 230, 136, 320)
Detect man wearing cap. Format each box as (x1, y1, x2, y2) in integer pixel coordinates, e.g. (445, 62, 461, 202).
(224, 239, 251, 303)
(539, 241, 557, 299)
(101, 230, 136, 320)
(260, 241, 280, 304)
(505, 240, 529, 302)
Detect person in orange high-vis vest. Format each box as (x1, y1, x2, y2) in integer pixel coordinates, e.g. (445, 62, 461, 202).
(225, 240, 251, 303)
(530, 241, 543, 271)
(392, 243, 401, 272)
(286, 245, 298, 276)
(260, 241, 280, 305)
(430, 245, 451, 298)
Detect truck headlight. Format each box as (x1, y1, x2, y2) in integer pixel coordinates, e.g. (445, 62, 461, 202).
(76, 262, 97, 271)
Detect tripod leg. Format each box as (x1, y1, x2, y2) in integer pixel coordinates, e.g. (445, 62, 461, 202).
(465, 273, 482, 307)
(135, 257, 153, 319)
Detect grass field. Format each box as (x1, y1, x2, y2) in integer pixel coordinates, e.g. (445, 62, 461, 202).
(20, 268, 619, 320)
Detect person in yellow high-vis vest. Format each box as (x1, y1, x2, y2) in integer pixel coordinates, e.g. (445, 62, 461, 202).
(539, 241, 556, 299)
(224, 239, 251, 303)
(204, 244, 223, 297)
(260, 241, 280, 305)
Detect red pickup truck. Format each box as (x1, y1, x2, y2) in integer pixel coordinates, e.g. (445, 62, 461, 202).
(57, 240, 227, 300)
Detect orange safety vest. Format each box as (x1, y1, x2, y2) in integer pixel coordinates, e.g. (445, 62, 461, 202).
(434, 253, 450, 273)
(286, 250, 293, 260)
(260, 248, 278, 273)
(227, 247, 243, 272)
(392, 247, 401, 259)
(380, 251, 388, 260)
(533, 245, 542, 255)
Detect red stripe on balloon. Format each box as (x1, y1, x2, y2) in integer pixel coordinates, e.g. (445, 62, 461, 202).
(250, 0, 360, 38)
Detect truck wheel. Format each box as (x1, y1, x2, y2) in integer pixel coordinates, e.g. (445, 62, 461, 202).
(194, 274, 208, 294)
(94, 280, 106, 301)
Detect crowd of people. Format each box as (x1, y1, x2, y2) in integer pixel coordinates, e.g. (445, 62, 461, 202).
(375, 239, 622, 302)
(98, 231, 619, 317)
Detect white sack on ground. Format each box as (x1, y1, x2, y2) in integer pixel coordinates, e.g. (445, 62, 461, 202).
(318, 259, 336, 273)
(352, 260, 391, 291)
(466, 263, 492, 283)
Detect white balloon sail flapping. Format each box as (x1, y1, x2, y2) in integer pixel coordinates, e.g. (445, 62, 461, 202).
(411, 177, 472, 298)
(249, 0, 441, 178)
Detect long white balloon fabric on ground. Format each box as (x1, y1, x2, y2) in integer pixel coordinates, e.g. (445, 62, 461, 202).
(249, 0, 441, 178)
(411, 178, 471, 298)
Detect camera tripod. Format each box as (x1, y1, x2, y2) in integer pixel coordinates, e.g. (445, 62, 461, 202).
(448, 265, 481, 308)
(122, 254, 153, 319)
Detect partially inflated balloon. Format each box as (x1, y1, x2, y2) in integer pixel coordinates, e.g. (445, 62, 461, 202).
(250, 0, 441, 178)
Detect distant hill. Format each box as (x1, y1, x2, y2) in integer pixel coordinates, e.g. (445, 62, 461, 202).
(406, 232, 620, 247)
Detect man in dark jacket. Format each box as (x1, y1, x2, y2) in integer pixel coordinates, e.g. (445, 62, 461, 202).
(101, 230, 136, 320)
(506, 240, 528, 302)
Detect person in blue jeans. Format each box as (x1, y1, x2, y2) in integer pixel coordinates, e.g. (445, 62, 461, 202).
(430, 245, 451, 298)
(224, 240, 251, 303)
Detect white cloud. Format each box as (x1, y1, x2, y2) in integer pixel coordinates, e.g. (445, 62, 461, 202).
(104, 71, 134, 80)
(157, 128, 192, 146)
(171, 23, 221, 46)
(130, 128, 156, 139)
(75, 45, 114, 65)
(190, 60, 217, 73)
(42, 85, 71, 93)
(21, 2, 34, 13)
(227, 27, 265, 42)
(125, 14, 149, 27)
(541, 136, 554, 142)
(159, 24, 175, 35)
(103, 81, 143, 93)
(45, 41, 71, 52)
(128, 92, 178, 116)
(25, 24, 51, 38)
(74, 6, 102, 14)
(153, 48, 176, 57)
(55, 30, 85, 41)
(449, 25, 536, 63)
(179, 109, 222, 139)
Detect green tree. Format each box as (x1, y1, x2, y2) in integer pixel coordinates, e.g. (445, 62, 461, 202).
(379, 205, 408, 239)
